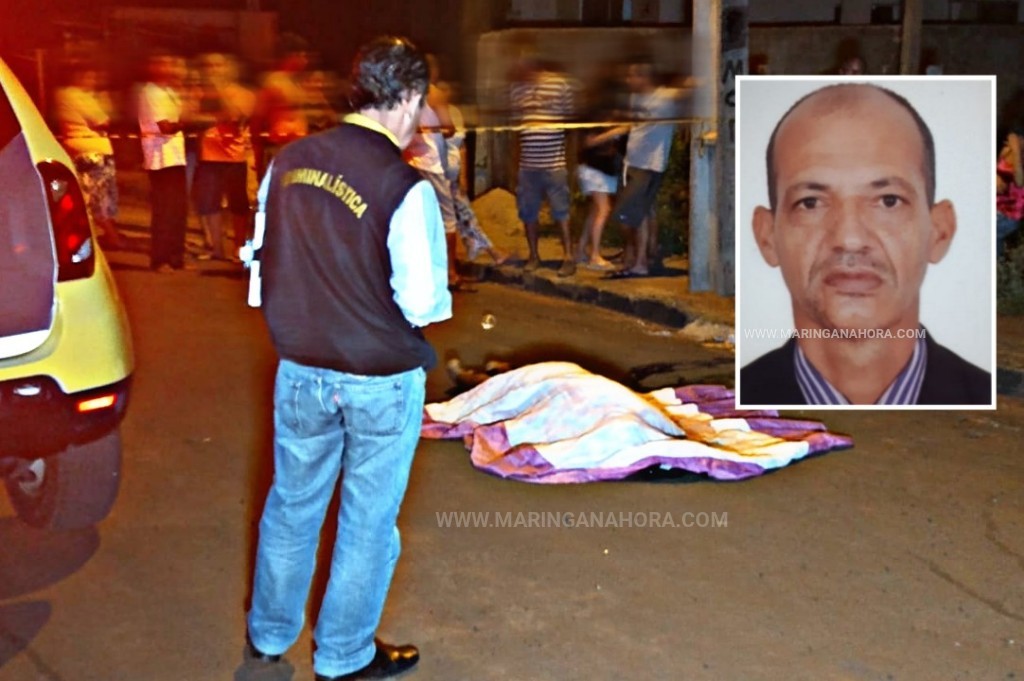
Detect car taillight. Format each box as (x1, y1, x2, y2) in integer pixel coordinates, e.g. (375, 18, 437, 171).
(36, 161, 95, 281)
(76, 393, 118, 413)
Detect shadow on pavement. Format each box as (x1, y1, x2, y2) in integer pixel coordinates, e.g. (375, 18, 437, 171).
(242, 365, 279, 615)
(0, 519, 99, 600)
(0, 517, 100, 669)
(0, 601, 52, 671)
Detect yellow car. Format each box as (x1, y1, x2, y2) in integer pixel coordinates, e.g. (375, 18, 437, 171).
(0, 58, 133, 530)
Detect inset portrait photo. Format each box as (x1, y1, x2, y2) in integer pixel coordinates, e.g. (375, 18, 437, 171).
(735, 76, 996, 409)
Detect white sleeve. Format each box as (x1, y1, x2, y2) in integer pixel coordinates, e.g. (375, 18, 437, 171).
(387, 180, 453, 327)
(244, 161, 274, 307)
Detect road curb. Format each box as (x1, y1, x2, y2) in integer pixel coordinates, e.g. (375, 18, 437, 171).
(466, 261, 1024, 400)
(473, 262, 691, 328)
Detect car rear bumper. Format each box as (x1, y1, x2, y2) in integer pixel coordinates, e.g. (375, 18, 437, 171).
(0, 374, 131, 459)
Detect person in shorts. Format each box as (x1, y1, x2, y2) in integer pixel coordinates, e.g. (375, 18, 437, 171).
(509, 54, 576, 276)
(590, 57, 685, 277)
(574, 67, 625, 270)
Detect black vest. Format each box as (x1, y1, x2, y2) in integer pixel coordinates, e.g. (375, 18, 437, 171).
(262, 123, 436, 375)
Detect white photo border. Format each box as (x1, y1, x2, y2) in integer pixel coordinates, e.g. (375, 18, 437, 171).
(734, 75, 997, 411)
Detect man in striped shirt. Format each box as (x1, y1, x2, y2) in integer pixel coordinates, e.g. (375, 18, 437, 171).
(510, 57, 576, 276)
(741, 83, 990, 406)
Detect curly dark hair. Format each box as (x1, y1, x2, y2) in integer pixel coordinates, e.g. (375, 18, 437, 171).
(348, 36, 429, 111)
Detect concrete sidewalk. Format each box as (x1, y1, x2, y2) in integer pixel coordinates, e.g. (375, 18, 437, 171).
(110, 171, 1024, 396)
(463, 189, 734, 332)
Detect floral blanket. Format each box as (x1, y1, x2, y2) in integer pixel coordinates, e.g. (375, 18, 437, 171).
(421, 362, 853, 483)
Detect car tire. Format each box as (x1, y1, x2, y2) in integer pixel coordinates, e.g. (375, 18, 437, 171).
(5, 429, 122, 531)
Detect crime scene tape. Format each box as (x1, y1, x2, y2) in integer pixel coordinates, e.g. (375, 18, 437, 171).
(53, 116, 712, 142)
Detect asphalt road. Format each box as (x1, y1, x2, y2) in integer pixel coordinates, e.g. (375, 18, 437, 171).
(1, 253, 1022, 681)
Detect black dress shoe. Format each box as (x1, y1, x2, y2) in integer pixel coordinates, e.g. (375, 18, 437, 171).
(315, 640, 419, 680)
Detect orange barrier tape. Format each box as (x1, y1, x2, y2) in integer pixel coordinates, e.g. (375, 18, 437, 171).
(53, 116, 711, 142)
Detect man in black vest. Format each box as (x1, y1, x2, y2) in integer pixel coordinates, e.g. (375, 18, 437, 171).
(740, 82, 991, 406)
(240, 37, 451, 681)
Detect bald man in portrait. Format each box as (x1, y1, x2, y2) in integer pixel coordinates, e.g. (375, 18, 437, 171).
(739, 82, 991, 406)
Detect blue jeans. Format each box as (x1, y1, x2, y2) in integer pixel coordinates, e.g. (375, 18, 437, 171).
(516, 168, 570, 224)
(248, 359, 426, 677)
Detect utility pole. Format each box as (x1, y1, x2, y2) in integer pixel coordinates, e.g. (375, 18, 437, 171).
(899, 0, 923, 74)
(688, 0, 717, 292)
(712, 0, 746, 297)
(690, 0, 747, 297)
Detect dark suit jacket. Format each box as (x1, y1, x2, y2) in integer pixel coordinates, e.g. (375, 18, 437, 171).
(740, 332, 992, 406)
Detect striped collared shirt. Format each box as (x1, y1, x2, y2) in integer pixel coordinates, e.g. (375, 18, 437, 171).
(794, 335, 928, 405)
(509, 71, 575, 170)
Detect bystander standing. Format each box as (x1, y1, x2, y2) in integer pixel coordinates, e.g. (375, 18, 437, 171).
(253, 33, 311, 179)
(194, 53, 256, 262)
(138, 50, 191, 273)
(52, 63, 124, 250)
(509, 52, 577, 276)
(403, 53, 460, 287)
